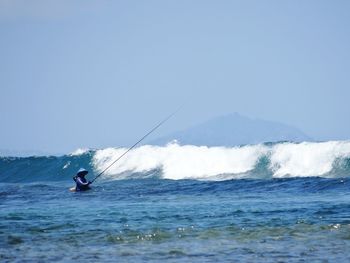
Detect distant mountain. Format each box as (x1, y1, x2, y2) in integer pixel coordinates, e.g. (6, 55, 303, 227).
(151, 113, 312, 146)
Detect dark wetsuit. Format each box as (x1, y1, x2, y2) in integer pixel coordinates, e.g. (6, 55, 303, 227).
(73, 175, 91, 191)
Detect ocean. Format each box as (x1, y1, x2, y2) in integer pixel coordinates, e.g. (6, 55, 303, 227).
(1, 141, 350, 262)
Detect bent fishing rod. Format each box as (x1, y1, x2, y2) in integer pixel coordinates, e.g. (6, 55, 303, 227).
(90, 107, 181, 183)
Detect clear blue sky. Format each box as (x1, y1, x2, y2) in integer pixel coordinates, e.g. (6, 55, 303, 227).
(1, 0, 349, 154)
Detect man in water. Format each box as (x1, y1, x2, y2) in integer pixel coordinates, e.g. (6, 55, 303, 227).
(73, 168, 92, 191)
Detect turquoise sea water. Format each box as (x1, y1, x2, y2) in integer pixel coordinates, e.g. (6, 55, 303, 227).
(1, 142, 350, 262)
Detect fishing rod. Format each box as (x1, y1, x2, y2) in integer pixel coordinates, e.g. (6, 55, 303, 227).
(91, 107, 181, 183)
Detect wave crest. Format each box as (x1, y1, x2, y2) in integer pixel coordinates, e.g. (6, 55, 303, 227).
(2, 141, 350, 183)
(93, 144, 268, 180)
(92, 141, 350, 180)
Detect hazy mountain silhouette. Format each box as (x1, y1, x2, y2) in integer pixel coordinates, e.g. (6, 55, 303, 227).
(152, 113, 312, 146)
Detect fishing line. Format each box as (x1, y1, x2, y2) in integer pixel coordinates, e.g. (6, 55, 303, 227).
(91, 106, 182, 183)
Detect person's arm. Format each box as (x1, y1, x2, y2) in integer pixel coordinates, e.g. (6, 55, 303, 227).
(76, 177, 90, 186)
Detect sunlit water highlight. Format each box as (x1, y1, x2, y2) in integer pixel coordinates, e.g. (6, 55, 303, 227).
(1, 178, 350, 262)
(1, 142, 350, 262)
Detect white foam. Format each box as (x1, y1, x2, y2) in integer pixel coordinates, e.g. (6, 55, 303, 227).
(70, 148, 90, 156)
(92, 141, 350, 180)
(92, 143, 268, 180)
(270, 141, 350, 178)
(63, 161, 71, 169)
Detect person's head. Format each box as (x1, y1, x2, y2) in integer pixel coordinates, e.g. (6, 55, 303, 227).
(76, 168, 88, 177)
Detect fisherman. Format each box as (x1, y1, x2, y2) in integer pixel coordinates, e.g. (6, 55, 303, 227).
(73, 168, 92, 191)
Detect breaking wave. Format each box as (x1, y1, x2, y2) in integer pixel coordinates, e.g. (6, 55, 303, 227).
(93, 141, 350, 181)
(1, 141, 350, 183)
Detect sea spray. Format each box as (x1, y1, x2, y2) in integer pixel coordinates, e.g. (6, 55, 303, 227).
(92, 141, 350, 180)
(93, 143, 268, 180)
(270, 141, 350, 178)
(1, 141, 350, 183)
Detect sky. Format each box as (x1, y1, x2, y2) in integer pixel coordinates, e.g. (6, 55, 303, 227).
(0, 0, 349, 154)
